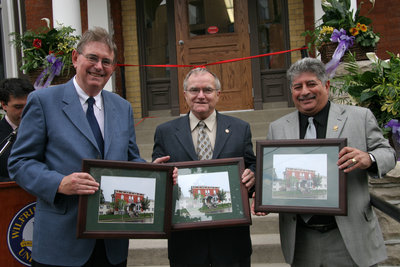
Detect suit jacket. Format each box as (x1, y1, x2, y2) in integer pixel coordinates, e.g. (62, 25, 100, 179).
(152, 112, 256, 264)
(267, 102, 396, 267)
(0, 118, 13, 181)
(8, 79, 144, 266)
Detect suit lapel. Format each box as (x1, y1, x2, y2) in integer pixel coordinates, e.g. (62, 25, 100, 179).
(103, 92, 117, 158)
(62, 82, 100, 153)
(282, 112, 300, 139)
(174, 115, 198, 160)
(213, 113, 230, 158)
(326, 103, 347, 138)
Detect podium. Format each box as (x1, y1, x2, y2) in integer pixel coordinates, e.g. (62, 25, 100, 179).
(0, 182, 36, 266)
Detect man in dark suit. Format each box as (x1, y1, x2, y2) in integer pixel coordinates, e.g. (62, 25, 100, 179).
(152, 67, 256, 267)
(0, 78, 34, 181)
(263, 57, 396, 266)
(9, 27, 172, 267)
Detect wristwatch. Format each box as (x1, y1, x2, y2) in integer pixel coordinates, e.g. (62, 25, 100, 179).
(369, 153, 376, 163)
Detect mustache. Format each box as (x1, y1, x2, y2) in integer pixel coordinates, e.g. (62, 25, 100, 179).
(298, 95, 316, 101)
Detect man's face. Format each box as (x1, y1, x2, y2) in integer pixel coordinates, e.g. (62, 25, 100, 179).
(184, 72, 220, 120)
(72, 41, 116, 96)
(1, 95, 28, 126)
(291, 72, 330, 116)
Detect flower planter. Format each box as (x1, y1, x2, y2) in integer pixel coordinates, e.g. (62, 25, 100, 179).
(27, 67, 76, 86)
(320, 42, 376, 64)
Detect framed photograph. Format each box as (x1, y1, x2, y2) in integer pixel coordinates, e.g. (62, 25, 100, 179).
(170, 157, 251, 230)
(77, 159, 174, 239)
(254, 139, 347, 215)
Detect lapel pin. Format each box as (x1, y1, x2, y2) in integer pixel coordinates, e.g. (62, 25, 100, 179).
(225, 129, 230, 134)
(333, 125, 338, 131)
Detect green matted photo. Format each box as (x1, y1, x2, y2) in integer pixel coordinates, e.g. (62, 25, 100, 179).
(77, 159, 174, 239)
(254, 139, 347, 215)
(170, 157, 251, 231)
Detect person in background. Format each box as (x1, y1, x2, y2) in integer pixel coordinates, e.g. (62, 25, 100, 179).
(152, 67, 256, 267)
(0, 78, 34, 181)
(256, 57, 396, 267)
(8, 27, 173, 267)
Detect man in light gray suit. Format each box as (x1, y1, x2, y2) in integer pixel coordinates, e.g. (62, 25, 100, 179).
(265, 57, 396, 266)
(8, 27, 171, 267)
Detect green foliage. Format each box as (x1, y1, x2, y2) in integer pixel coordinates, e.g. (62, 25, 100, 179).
(303, 0, 379, 54)
(10, 22, 80, 74)
(331, 52, 400, 130)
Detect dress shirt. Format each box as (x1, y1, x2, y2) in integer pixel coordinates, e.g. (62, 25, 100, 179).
(189, 110, 217, 151)
(74, 77, 104, 137)
(299, 101, 330, 139)
(5, 115, 18, 130)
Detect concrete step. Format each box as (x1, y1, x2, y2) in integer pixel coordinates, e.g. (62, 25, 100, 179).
(127, 215, 284, 266)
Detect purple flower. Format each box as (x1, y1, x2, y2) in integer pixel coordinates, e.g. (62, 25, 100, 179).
(385, 119, 400, 144)
(330, 28, 355, 47)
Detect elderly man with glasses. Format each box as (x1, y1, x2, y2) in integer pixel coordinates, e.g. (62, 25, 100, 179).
(152, 67, 256, 267)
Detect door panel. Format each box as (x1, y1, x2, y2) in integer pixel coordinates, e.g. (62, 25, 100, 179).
(175, 0, 253, 113)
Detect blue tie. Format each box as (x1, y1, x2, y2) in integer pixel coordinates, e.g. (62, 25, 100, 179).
(86, 97, 104, 158)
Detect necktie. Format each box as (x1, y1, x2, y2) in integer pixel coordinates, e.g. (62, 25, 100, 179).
(197, 121, 213, 160)
(86, 97, 104, 157)
(302, 116, 316, 223)
(304, 117, 317, 139)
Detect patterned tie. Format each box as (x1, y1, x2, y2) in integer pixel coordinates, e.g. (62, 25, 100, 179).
(86, 97, 104, 157)
(302, 116, 316, 223)
(197, 121, 213, 160)
(305, 117, 317, 139)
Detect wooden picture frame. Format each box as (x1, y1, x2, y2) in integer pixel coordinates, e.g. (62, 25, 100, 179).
(77, 159, 174, 238)
(170, 157, 252, 230)
(254, 139, 347, 215)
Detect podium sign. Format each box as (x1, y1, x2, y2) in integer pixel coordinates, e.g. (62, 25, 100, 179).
(0, 182, 36, 266)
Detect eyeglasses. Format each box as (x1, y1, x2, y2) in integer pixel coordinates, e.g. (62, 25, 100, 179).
(186, 87, 217, 95)
(81, 53, 114, 68)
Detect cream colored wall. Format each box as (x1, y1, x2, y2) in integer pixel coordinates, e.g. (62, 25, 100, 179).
(121, 0, 142, 119)
(288, 0, 305, 64)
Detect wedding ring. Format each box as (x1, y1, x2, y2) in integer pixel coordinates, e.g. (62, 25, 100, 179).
(351, 158, 357, 163)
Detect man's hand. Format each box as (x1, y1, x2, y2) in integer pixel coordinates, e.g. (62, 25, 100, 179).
(251, 192, 268, 216)
(338, 146, 372, 173)
(241, 168, 255, 190)
(153, 155, 178, 185)
(58, 172, 99, 195)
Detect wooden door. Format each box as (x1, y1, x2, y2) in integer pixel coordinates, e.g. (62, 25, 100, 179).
(174, 0, 253, 113)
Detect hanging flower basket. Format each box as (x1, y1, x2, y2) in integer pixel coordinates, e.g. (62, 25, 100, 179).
(320, 42, 376, 64)
(27, 66, 75, 86)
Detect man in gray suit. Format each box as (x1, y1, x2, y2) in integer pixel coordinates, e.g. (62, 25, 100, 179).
(152, 67, 256, 266)
(263, 57, 396, 266)
(8, 27, 171, 267)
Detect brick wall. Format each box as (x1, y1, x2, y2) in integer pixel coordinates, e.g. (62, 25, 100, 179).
(358, 0, 400, 59)
(288, 0, 305, 63)
(25, 0, 53, 29)
(121, 0, 142, 119)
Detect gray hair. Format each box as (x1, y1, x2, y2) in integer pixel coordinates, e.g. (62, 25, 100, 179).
(287, 58, 328, 88)
(76, 27, 118, 63)
(183, 68, 221, 91)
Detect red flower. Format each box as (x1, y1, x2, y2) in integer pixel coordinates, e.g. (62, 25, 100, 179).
(33, 39, 42, 49)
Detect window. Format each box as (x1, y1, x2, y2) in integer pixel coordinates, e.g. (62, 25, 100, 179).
(188, 0, 234, 36)
(256, 0, 286, 69)
(0, 0, 5, 80)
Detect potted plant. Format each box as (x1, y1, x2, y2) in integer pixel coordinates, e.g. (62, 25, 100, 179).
(331, 51, 400, 157)
(10, 19, 80, 89)
(303, 0, 380, 63)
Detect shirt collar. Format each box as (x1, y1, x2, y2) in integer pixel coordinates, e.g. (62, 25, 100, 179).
(189, 110, 217, 132)
(74, 77, 103, 110)
(5, 115, 18, 130)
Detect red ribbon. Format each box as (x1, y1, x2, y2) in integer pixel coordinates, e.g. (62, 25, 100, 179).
(118, 47, 307, 68)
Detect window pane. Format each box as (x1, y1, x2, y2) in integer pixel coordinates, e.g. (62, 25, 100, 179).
(188, 0, 234, 36)
(257, 0, 285, 70)
(144, 0, 169, 79)
(0, 10, 5, 80)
